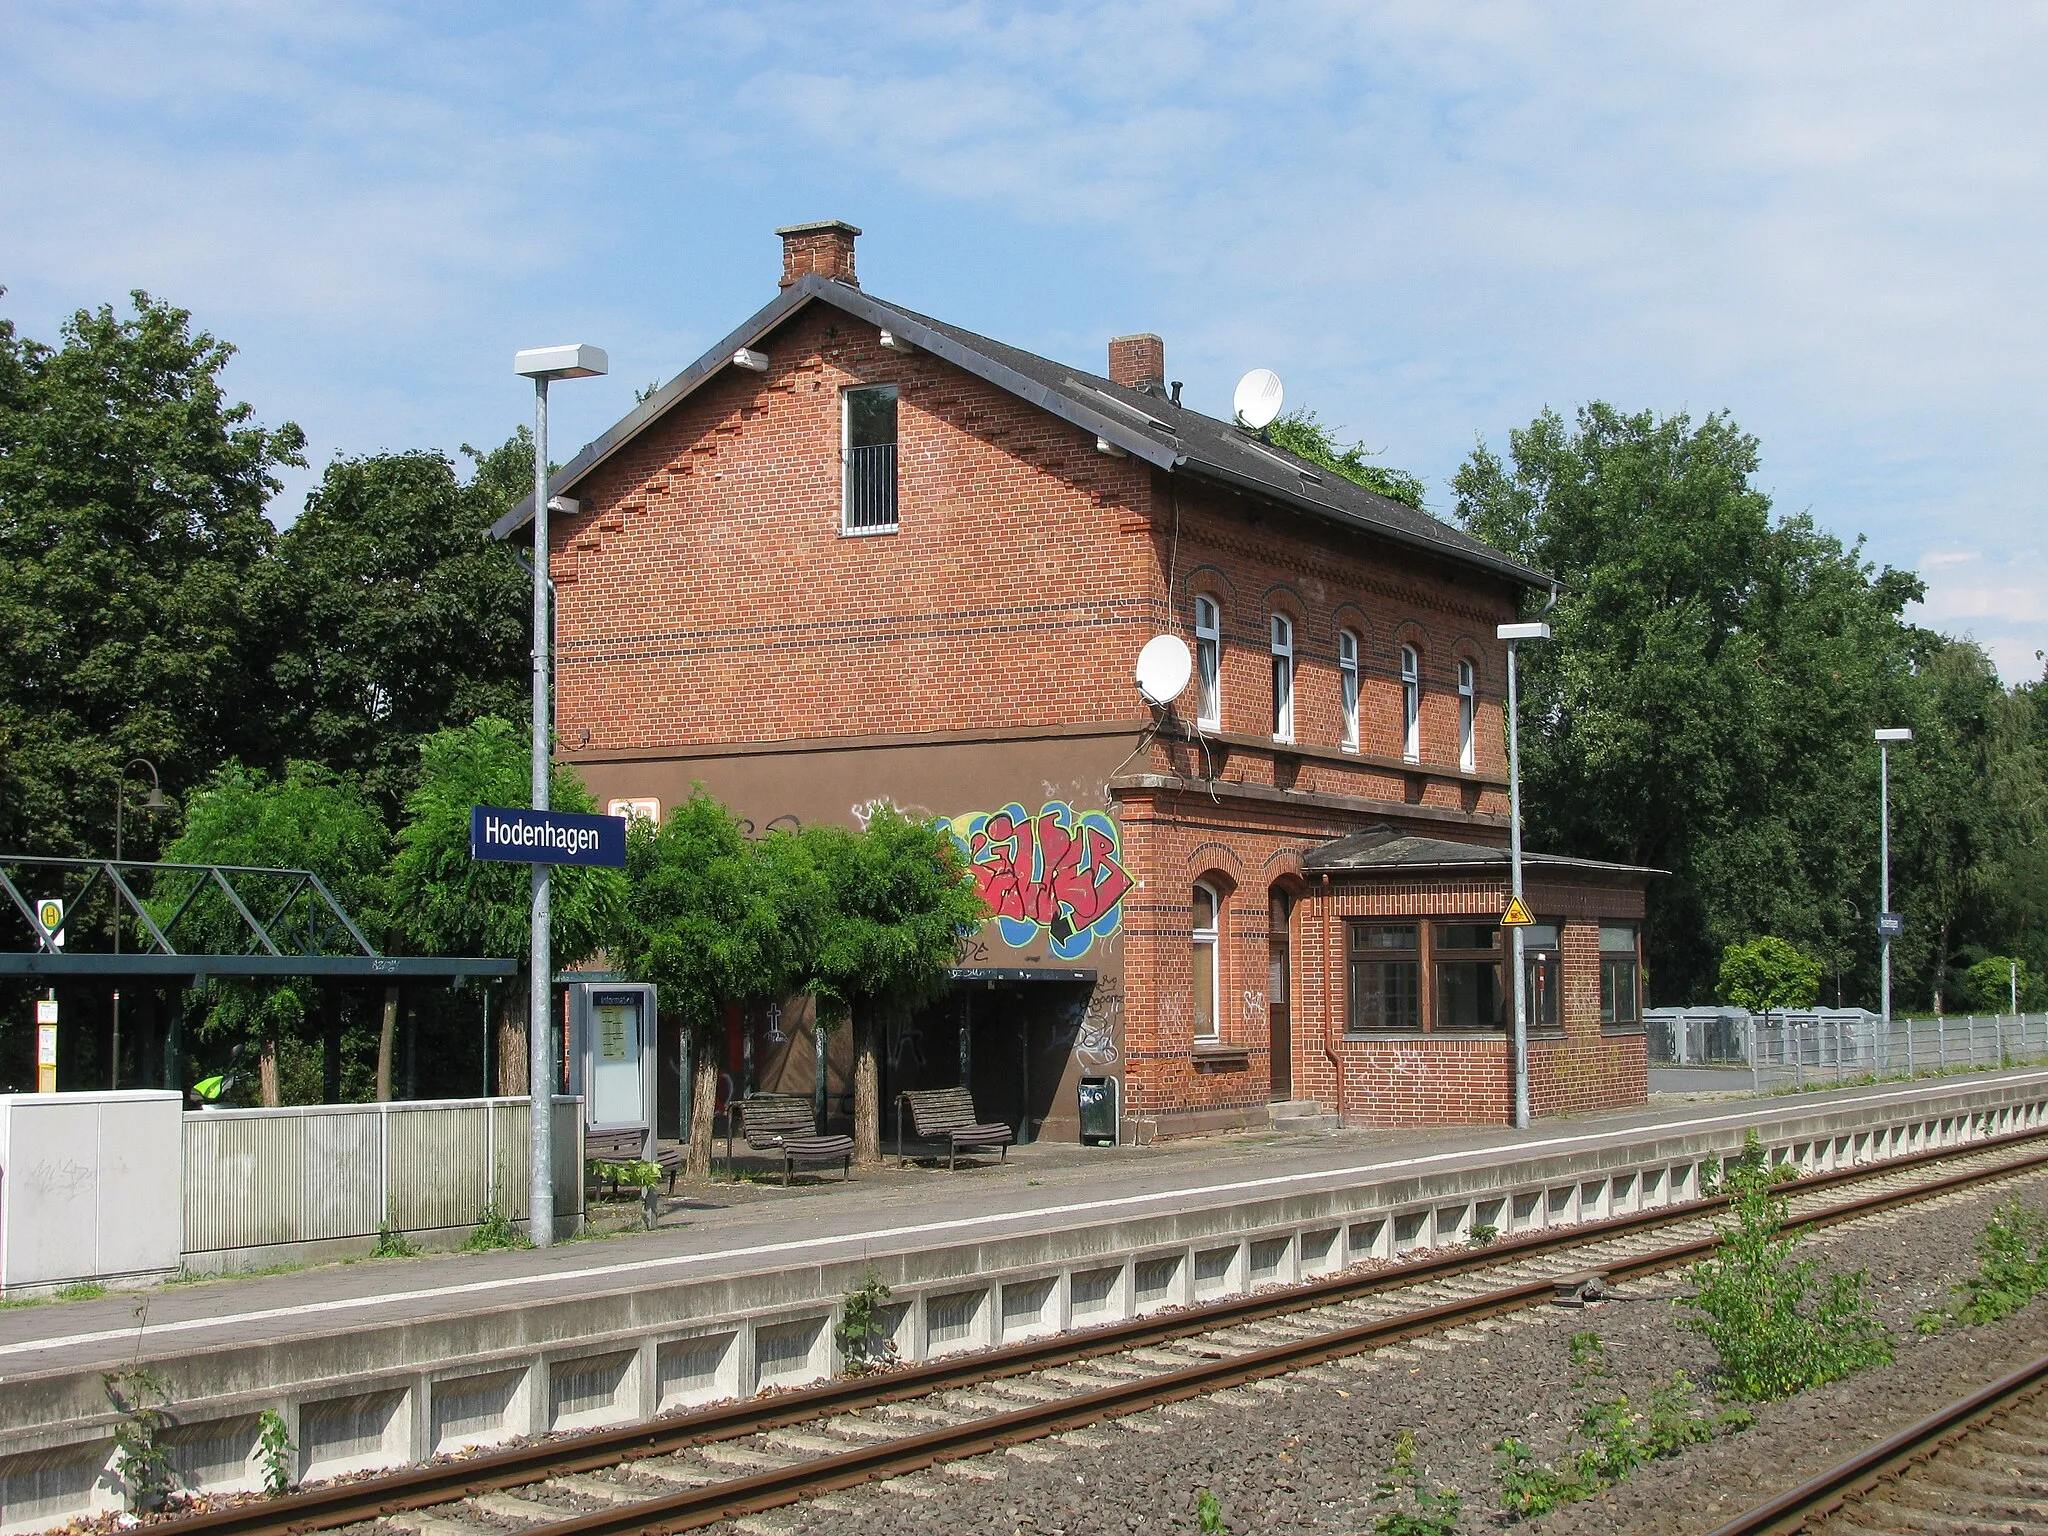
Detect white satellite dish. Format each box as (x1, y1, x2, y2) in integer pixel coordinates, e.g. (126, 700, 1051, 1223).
(1233, 368, 1285, 430)
(1135, 634, 1193, 705)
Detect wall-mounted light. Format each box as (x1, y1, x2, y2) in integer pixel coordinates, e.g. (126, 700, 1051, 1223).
(879, 329, 914, 353)
(732, 348, 770, 372)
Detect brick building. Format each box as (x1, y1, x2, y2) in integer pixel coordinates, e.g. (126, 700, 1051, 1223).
(497, 220, 1653, 1143)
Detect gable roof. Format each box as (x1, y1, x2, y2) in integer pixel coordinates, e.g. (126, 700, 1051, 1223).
(493, 275, 1551, 589)
(1303, 824, 1665, 878)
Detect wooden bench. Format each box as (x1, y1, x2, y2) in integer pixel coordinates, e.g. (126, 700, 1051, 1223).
(584, 1127, 683, 1196)
(726, 1094, 854, 1186)
(897, 1087, 1015, 1169)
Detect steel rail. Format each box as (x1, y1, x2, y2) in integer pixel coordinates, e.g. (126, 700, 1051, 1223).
(1703, 1348, 2048, 1536)
(141, 1122, 2048, 1536)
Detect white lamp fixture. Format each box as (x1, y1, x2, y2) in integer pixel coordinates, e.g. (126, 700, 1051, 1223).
(514, 343, 609, 380)
(1498, 622, 1553, 642)
(513, 339, 607, 1250)
(731, 348, 770, 372)
(879, 329, 914, 353)
(1875, 727, 1913, 743)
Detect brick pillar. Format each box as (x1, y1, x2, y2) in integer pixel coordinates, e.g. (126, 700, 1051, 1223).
(777, 220, 861, 288)
(1108, 333, 1164, 391)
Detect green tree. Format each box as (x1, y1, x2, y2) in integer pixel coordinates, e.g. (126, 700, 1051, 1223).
(1265, 409, 1428, 510)
(158, 761, 387, 1103)
(608, 792, 811, 1179)
(800, 806, 987, 1162)
(1453, 403, 1926, 1004)
(1717, 937, 1823, 1013)
(1960, 956, 2036, 1013)
(386, 717, 623, 1093)
(252, 437, 534, 815)
(0, 291, 304, 857)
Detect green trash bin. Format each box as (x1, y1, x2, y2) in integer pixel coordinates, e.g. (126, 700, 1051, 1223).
(1078, 1076, 1118, 1145)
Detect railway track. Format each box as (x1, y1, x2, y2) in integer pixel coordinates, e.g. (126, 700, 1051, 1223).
(1707, 1348, 2048, 1535)
(135, 1124, 2048, 1536)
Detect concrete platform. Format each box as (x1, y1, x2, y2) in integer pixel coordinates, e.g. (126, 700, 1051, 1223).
(3, 1068, 2046, 1531)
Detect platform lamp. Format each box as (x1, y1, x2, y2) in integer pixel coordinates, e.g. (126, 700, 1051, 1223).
(112, 758, 169, 1090)
(1875, 728, 1913, 1031)
(1498, 621, 1552, 1130)
(512, 342, 608, 1249)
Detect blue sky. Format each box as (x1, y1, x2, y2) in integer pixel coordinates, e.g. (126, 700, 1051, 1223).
(4, 2, 2044, 680)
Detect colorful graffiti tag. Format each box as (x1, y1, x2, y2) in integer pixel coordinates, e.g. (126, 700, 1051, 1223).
(940, 801, 1132, 961)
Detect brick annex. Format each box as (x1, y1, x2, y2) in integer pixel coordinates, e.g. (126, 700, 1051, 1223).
(498, 221, 1655, 1143)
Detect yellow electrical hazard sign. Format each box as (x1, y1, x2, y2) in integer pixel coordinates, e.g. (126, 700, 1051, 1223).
(1500, 896, 1535, 927)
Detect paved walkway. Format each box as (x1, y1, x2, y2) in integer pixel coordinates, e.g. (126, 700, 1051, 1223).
(4, 1066, 2044, 1381)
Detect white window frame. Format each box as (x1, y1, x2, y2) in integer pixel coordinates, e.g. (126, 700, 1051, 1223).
(840, 384, 899, 535)
(1194, 596, 1221, 729)
(1269, 613, 1294, 743)
(1338, 629, 1360, 752)
(1192, 881, 1221, 1044)
(1401, 645, 1421, 763)
(1457, 658, 1476, 772)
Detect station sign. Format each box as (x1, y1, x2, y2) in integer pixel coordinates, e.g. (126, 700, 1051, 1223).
(1877, 912, 1904, 938)
(469, 806, 628, 869)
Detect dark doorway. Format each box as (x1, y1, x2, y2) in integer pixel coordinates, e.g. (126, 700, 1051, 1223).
(1268, 889, 1293, 1099)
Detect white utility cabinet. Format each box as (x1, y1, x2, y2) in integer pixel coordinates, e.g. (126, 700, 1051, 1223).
(0, 1089, 183, 1295)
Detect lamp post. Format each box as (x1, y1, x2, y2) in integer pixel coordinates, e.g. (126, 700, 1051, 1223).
(511, 342, 607, 1249)
(112, 758, 169, 1089)
(1875, 728, 1913, 1029)
(1498, 621, 1552, 1129)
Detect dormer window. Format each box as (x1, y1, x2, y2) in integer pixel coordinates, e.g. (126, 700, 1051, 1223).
(843, 385, 898, 533)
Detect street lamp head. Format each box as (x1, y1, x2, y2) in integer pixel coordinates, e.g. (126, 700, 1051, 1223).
(1497, 622, 1553, 642)
(513, 344, 609, 381)
(1875, 727, 1914, 743)
(140, 786, 170, 813)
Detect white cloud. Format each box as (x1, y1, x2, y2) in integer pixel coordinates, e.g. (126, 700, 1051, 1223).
(2, 0, 2045, 676)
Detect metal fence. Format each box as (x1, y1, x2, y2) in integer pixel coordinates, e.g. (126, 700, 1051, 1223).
(1647, 1007, 2048, 1094)
(182, 1095, 584, 1269)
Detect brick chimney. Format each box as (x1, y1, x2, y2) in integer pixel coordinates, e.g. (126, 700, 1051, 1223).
(1108, 333, 1165, 393)
(777, 220, 861, 288)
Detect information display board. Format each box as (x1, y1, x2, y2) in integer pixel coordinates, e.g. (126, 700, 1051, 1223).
(566, 980, 658, 1144)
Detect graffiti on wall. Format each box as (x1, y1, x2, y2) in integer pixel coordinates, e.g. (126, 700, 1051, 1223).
(940, 801, 1133, 962)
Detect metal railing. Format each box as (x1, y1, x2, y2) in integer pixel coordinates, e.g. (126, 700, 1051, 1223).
(1647, 1006, 2048, 1094)
(844, 442, 897, 530)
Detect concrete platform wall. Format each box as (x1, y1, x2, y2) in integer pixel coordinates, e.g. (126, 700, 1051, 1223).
(4, 1078, 2046, 1532)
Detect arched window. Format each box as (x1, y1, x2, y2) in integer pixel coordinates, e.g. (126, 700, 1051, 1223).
(1458, 658, 1476, 772)
(1194, 596, 1221, 729)
(1338, 629, 1360, 752)
(1192, 882, 1220, 1044)
(1401, 645, 1421, 763)
(1269, 613, 1294, 742)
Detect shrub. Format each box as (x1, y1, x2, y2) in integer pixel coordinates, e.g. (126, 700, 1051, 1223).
(105, 1369, 177, 1512)
(1919, 1200, 2048, 1332)
(1372, 1430, 1462, 1536)
(835, 1269, 896, 1372)
(256, 1409, 296, 1497)
(462, 1200, 530, 1252)
(1677, 1131, 1892, 1399)
(1717, 937, 1822, 1012)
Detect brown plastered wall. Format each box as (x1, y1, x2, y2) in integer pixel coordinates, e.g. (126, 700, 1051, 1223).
(548, 302, 1157, 753)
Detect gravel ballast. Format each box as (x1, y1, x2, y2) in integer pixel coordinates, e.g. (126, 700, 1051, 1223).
(766, 1168, 2048, 1535)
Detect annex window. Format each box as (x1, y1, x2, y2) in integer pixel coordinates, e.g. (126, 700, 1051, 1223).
(1521, 922, 1561, 1029)
(1270, 613, 1294, 742)
(1600, 924, 1640, 1025)
(1434, 923, 1503, 1029)
(842, 384, 898, 532)
(1338, 629, 1360, 752)
(1348, 924, 1420, 1033)
(1401, 645, 1421, 763)
(1192, 883, 1221, 1044)
(1194, 596, 1221, 728)
(1458, 659, 1477, 772)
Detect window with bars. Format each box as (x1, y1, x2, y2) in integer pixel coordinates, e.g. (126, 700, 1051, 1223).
(1401, 645, 1421, 762)
(842, 385, 898, 532)
(1270, 613, 1294, 742)
(1338, 629, 1360, 752)
(1194, 596, 1221, 728)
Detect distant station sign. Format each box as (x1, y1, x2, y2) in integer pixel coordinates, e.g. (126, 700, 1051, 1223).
(1877, 912, 1905, 938)
(470, 806, 628, 869)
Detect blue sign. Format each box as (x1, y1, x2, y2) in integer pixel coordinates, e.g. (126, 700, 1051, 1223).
(1877, 912, 1905, 938)
(470, 806, 628, 868)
